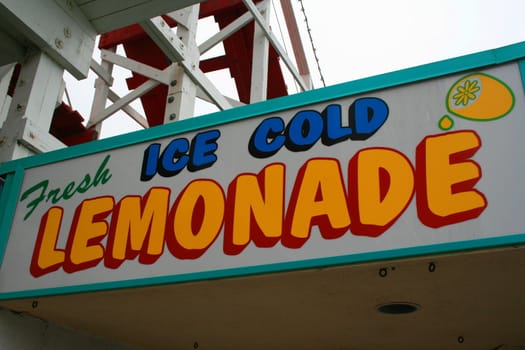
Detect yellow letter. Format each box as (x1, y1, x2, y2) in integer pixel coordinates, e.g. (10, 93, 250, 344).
(284, 158, 350, 248)
(348, 148, 414, 236)
(224, 163, 285, 255)
(106, 187, 170, 268)
(168, 180, 225, 259)
(416, 130, 487, 227)
(64, 196, 114, 272)
(30, 207, 65, 277)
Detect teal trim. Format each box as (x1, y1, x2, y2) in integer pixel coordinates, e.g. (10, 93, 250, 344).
(0, 167, 24, 267)
(518, 59, 525, 93)
(1, 41, 525, 175)
(0, 232, 524, 300)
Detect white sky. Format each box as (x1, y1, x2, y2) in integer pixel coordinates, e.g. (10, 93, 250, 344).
(65, 0, 525, 137)
(300, 0, 525, 85)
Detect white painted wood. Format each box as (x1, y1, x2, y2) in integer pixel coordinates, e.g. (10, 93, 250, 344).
(197, 2, 266, 55)
(242, 0, 308, 91)
(0, 52, 65, 161)
(0, 0, 96, 78)
(75, 0, 204, 34)
(90, 58, 114, 86)
(196, 88, 245, 108)
(100, 49, 169, 85)
(87, 78, 160, 128)
(0, 30, 26, 66)
(250, 0, 270, 103)
(141, 16, 186, 62)
(141, 16, 231, 111)
(163, 5, 200, 122)
(89, 47, 115, 136)
(107, 89, 149, 128)
(0, 64, 15, 127)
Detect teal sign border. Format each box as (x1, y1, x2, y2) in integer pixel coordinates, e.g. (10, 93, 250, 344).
(1, 42, 525, 299)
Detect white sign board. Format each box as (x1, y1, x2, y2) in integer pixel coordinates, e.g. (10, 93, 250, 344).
(1, 44, 525, 298)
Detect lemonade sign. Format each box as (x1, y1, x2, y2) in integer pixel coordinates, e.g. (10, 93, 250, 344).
(1, 45, 525, 298)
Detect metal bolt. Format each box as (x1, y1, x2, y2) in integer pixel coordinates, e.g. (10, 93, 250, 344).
(169, 113, 177, 120)
(378, 268, 388, 278)
(16, 104, 23, 111)
(457, 336, 464, 344)
(193, 342, 199, 349)
(32, 300, 38, 309)
(428, 262, 436, 272)
(170, 80, 177, 87)
(167, 96, 175, 103)
(55, 38, 63, 49)
(64, 27, 71, 38)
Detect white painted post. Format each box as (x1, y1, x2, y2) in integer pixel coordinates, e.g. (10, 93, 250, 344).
(0, 63, 15, 128)
(88, 47, 116, 137)
(164, 4, 200, 122)
(250, 0, 270, 103)
(0, 52, 65, 162)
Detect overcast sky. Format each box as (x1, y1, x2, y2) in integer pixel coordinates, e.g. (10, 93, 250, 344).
(299, 0, 525, 86)
(65, 0, 525, 137)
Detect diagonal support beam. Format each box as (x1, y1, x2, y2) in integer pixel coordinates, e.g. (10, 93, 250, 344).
(241, 0, 308, 92)
(107, 89, 149, 128)
(141, 16, 231, 111)
(87, 79, 160, 128)
(198, 1, 266, 55)
(100, 49, 170, 85)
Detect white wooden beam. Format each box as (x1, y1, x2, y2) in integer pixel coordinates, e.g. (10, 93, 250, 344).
(77, 0, 205, 34)
(198, 1, 266, 55)
(107, 89, 149, 128)
(163, 5, 200, 121)
(90, 58, 113, 86)
(241, 0, 308, 91)
(141, 16, 232, 111)
(0, 0, 96, 79)
(89, 47, 115, 136)
(196, 88, 245, 108)
(0, 52, 65, 161)
(87, 79, 160, 128)
(250, 0, 270, 103)
(0, 64, 15, 127)
(100, 49, 169, 85)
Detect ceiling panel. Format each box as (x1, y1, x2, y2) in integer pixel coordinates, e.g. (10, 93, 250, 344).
(2, 246, 524, 350)
(74, 0, 204, 33)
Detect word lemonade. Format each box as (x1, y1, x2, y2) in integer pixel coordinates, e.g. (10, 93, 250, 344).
(23, 97, 487, 277)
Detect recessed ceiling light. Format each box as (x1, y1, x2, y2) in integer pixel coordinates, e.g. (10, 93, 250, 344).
(376, 302, 420, 314)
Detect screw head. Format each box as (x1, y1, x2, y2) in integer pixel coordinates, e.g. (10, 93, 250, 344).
(378, 268, 388, 277)
(55, 38, 63, 49)
(167, 96, 175, 103)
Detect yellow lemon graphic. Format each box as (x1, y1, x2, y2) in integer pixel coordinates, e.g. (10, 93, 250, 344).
(446, 73, 514, 121)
